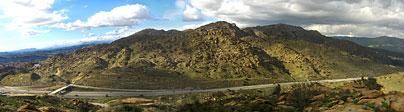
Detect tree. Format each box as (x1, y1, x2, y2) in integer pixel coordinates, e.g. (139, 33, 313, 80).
(362, 77, 383, 90)
(272, 84, 281, 95)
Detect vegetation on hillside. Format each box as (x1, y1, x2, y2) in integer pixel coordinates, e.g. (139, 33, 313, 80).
(0, 95, 99, 111)
(92, 79, 404, 112)
(0, 44, 92, 64)
(334, 36, 404, 54)
(1, 21, 404, 89)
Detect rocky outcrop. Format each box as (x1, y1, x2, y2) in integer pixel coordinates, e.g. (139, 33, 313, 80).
(4, 21, 401, 87)
(17, 104, 39, 112)
(324, 103, 374, 112)
(121, 98, 154, 104)
(38, 107, 60, 112)
(33, 21, 292, 82)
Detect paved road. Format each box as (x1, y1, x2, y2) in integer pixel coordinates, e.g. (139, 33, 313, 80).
(1, 77, 366, 97)
(0, 87, 50, 94)
(62, 77, 366, 98)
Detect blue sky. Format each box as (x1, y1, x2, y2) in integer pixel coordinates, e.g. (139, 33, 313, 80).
(1, 0, 404, 52)
(0, 0, 213, 52)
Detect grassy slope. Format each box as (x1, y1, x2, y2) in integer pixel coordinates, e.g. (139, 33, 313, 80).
(243, 25, 403, 80)
(335, 36, 404, 54)
(74, 66, 290, 89)
(2, 22, 404, 89)
(0, 96, 99, 111)
(91, 79, 397, 112)
(376, 72, 404, 93)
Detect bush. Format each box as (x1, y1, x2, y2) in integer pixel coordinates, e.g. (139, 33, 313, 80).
(179, 100, 213, 112)
(115, 104, 143, 112)
(362, 77, 383, 90)
(287, 84, 322, 111)
(272, 84, 281, 95)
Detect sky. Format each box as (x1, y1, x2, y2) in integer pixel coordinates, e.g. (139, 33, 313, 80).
(1, 0, 404, 52)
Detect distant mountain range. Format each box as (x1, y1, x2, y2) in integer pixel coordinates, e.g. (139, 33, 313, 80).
(0, 48, 38, 54)
(1, 21, 404, 89)
(333, 36, 404, 54)
(0, 41, 112, 64)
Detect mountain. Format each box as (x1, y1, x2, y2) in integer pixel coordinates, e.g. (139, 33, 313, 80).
(2, 21, 404, 89)
(0, 42, 112, 64)
(40, 40, 113, 51)
(5, 48, 37, 54)
(0, 48, 38, 55)
(0, 40, 112, 56)
(0, 45, 84, 64)
(333, 36, 404, 54)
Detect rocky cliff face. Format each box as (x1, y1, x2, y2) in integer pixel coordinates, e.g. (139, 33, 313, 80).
(6, 21, 402, 88)
(242, 24, 404, 79)
(35, 22, 291, 82)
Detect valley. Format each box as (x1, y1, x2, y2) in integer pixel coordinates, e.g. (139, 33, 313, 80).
(2, 0, 404, 111)
(2, 22, 403, 90)
(0, 76, 367, 97)
(334, 36, 404, 54)
(1, 21, 404, 111)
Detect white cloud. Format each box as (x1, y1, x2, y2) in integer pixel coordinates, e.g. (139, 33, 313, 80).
(51, 4, 151, 30)
(305, 24, 404, 38)
(83, 33, 95, 37)
(175, 0, 186, 9)
(182, 21, 212, 30)
(21, 29, 51, 37)
(22, 34, 121, 50)
(188, 0, 404, 37)
(38, 27, 139, 48)
(189, 0, 223, 11)
(0, 0, 67, 36)
(46, 36, 117, 48)
(105, 26, 130, 35)
(83, 5, 88, 8)
(31, 25, 140, 50)
(183, 5, 203, 22)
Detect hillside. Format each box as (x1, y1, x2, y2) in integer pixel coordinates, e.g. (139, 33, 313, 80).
(0, 41, 112, 65)
(333, 36, 404, 54)
(0, 45, 88, 64)
(242, 25, 404, 80)
(2, 21, 404, 89)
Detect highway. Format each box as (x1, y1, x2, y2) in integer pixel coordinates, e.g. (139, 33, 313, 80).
(0, 77, 366, 97)
(0, 87, 50, 94)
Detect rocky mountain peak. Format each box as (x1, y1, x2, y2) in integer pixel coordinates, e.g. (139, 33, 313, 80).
(134, 29, 180, 36)
(7, 21, 402, 89)
(195, 21, 246, 37)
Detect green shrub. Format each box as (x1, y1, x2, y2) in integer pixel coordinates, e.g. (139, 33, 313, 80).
(115, 104, 143, 112)
(362, 77, 383, 90)
(287, 84, 322, 111)
(272, 84, 281, 95)
(382, 102, 389, 108)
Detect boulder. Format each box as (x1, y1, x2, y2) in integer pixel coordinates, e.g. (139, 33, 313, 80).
(38, 107, 59, 112)
(17, 104, 39, 112)
(277, 105, 295, 110)
(252, 98, 271, 104)
(176, 99, 183, 104)
(386, 94, 404, 111)
(224, 101, 241, 107)
(324, 103, 373, 112)
(121, 98, 153, 104)
(357, 93, 404, 111)
(360, 90, 384, 99)
(277, 95, 286, 101)
(311, 94, 326, 101)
